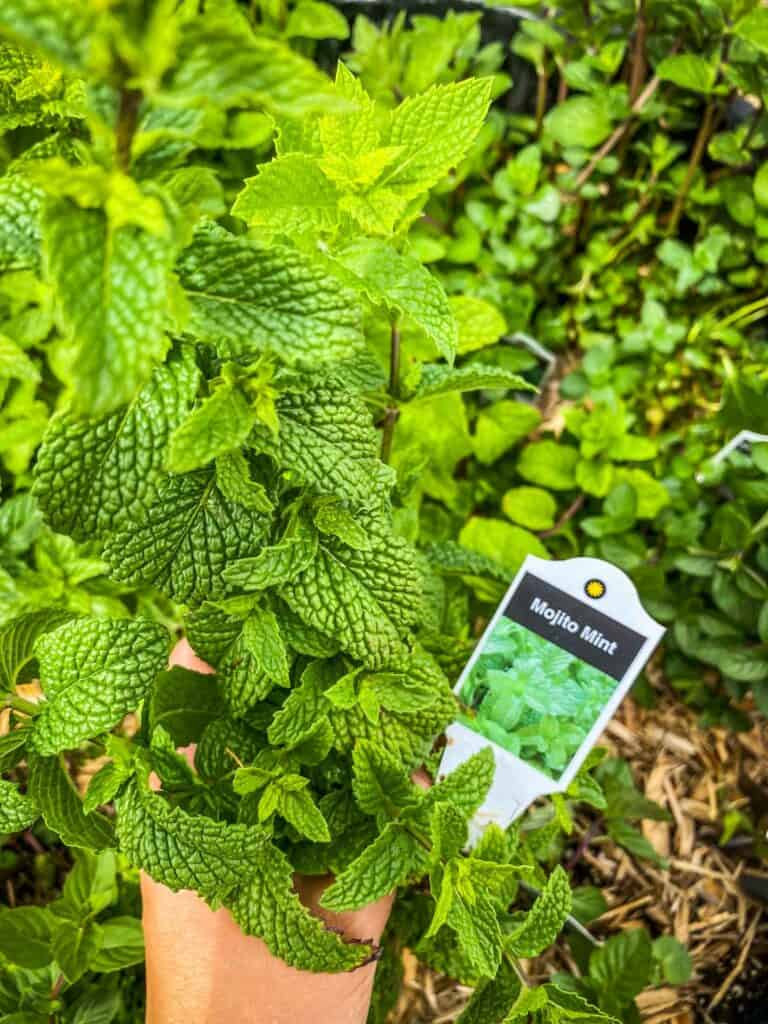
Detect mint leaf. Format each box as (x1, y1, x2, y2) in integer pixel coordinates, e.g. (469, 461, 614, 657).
(427, 747, 495, 818)
(169, 1, 338, 115)
(0, 176, 41, 271)
(282, 515, 421, 668)
(506, 866, 571, 957)
(27, 754, 114, 850)
(148, 666, 224, 747)
(223, 535, 318, 590)
(33, 347, 199, 540)
(267, 660, 333, 748)
(320, 822, 426, 911)
(232, 154, 340, 234)
(0, 728, 30, 771)
(167, 381, 256, 474)
(0, 906, 53, 969)
(385, 78, 492, 192)
(104, 470, 271, 604)
(89, 916, 145, 973)
(0, 779, 39, 832)
(216, 450, 274, 513)
(334, 239, 457, 362)
(178, 226, 362, 365)
(447, 891, 503, 979)
(411, 364, 533, 401)
(31, 616, 169, 755)
(0, 608, 72, 691)
(352, 740, 419, 817)
(117, 761, 369, 971)
(242, 607, 290, 688)
(43, 199, 174, 417)
(589, 929, 653, 1006)
(249, 384, 388, 505)
(457, 959, 521, 1024)
(261, 775, 330, 842)
(186, 603, 273, 717)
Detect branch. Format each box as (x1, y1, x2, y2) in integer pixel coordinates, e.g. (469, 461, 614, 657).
(537, 494, 585, 539)
(666, 99, 717, 235)
(115, 87, 142, 173)
(573, 73, 661, 192)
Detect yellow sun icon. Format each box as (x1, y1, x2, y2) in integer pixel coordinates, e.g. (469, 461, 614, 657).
(585, 579, 606, 599)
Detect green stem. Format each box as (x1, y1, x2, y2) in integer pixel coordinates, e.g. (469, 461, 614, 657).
(115, 87, 142, 173)
(380, 320, 401, 464)
(5, 694, 40, 716)
(535, 67, 549, 139)
(666, 99, 717, 236)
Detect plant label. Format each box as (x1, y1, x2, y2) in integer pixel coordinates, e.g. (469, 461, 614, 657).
(696, 430, 768, 483)
(438, 555, 664, 838)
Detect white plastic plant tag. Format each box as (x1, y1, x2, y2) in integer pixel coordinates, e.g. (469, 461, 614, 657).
(696, 429, 768, 482)
(437, 555, 664, 840)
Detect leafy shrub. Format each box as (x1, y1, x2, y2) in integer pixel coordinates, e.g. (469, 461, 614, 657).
(351, 0, 768, 730)
(5, 0, 755, 1020)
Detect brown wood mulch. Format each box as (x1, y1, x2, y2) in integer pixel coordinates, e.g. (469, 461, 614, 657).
(392, 688, 768, 1024)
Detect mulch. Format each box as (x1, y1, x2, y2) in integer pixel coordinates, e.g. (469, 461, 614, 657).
(392, 679, 768, 1024)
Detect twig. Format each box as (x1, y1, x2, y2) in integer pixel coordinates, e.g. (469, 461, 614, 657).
(573, 73, 661, 192)
(566, 818, 600, 871)
(115, 87, 142, 173)
(535, 67, 549, 139)
(537, 494, 585, 539)
(666, 99, 717, 235)
(49, 973, 65, 1022)
(628, 0, 647, 105)
(380, 321, 401, 464)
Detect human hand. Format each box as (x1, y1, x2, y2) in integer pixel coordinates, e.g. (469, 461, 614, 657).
(141, 639, 398, 1024)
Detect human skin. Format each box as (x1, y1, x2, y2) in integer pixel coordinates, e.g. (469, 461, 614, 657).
(141, 639, 398, 1024)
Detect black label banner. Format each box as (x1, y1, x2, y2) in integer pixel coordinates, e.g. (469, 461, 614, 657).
(504, 573, 647, 680)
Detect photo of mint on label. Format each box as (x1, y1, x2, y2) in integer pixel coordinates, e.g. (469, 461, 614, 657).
(458, 617, 618, 780)
(440, 555, 665, 832)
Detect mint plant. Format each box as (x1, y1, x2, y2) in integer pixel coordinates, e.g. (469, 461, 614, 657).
(0, 2, 628, 1021)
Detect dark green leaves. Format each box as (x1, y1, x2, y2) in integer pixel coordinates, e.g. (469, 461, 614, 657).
(27, 754, 114, 850)
(117, 762, 370, 971)
(281, 516, 422, 667)
(0, 779, 39, 832)
(31, 616, 169, 754)
(33, 348, 199, 540)
(249, 384, 388, 504)
(104, 470, 271, 604)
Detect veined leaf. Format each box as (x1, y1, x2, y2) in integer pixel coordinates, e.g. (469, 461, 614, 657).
(232, 154, 340, 234)
(186, 603, 273, 717)
(250, 384, 390, 505)
(282, 515, 422, 668)
(27, 754, 114, 849)
(320, 822, 427, 911)
(117, 761, 370, 971)
(0, 779, 39, 832)
(30, 616, 169, 755)
(177, 225, 363, 365)
(43, 198, 175, 417)
(33, 346, 199, 540)
(334, 239, 457, 362)
(104, 470, 271, 604)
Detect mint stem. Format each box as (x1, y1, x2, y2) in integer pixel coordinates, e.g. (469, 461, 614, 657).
(116, 87, 142, 173)
(380, 320, 401, 464)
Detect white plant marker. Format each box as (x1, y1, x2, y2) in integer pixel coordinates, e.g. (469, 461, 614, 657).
(438, 555, 664, 841)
